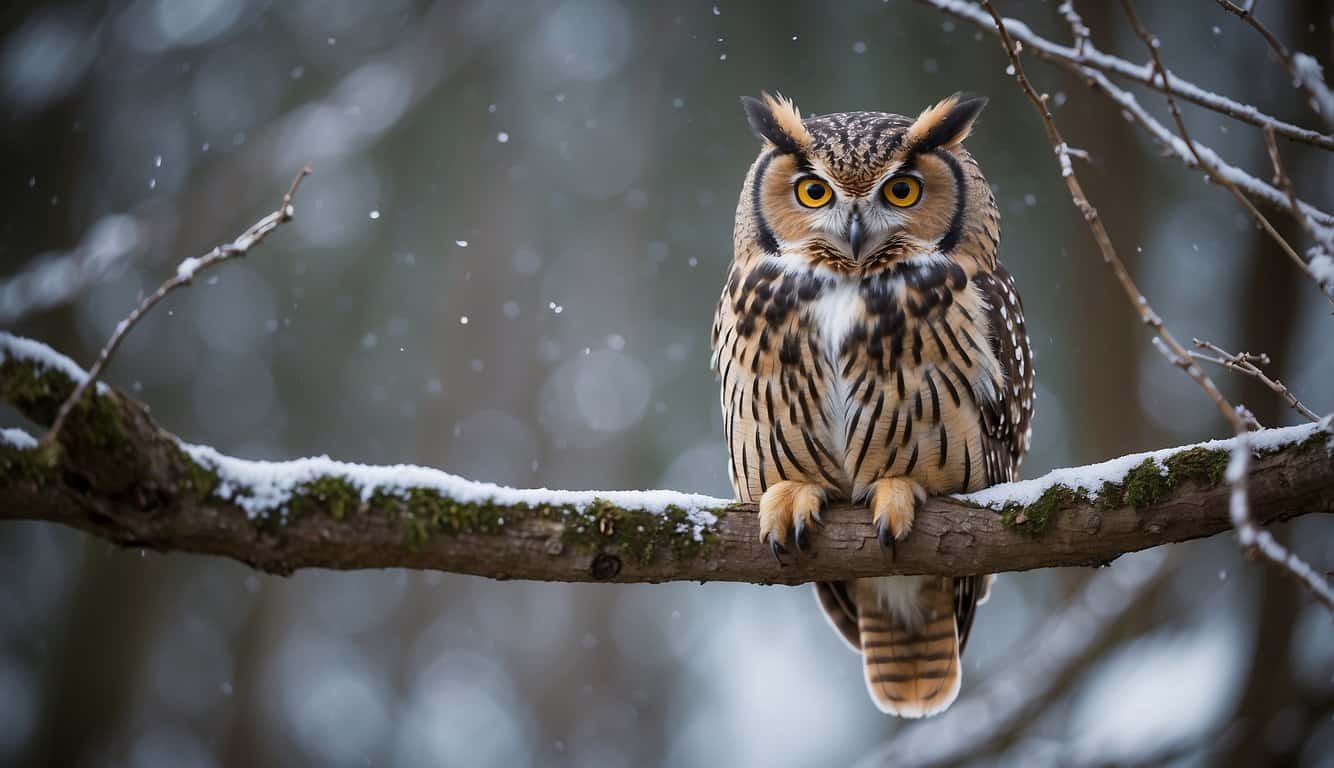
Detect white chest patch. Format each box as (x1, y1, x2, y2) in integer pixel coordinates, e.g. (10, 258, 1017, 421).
(805, 277, 867, 467)
(808, 279, 862, 363)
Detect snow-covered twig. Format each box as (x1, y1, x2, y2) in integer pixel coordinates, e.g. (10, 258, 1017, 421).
(974, 0, 1334, 611)
(1214, 0, 1333, 128)
(1075, 69, 1333, 233)
(917, 0, 1334, 239)
(0, 214, 142, 324)
(2, 334, 1330, 583)
(976, 0, 1252, 440)
(39, 166, 311, 449)
(916, 0, 1334, 151)
(1118, 0, 1330, 306)
(1057, 1, 1090, 57)
(1227, 425, 1334, 612)
(1189, 338, 1321, 423)
(1262, 126, 1334, 295)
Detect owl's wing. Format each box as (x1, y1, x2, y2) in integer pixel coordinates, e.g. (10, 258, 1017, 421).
(973, 263, 1035, 483)
(954, 263, 1035, 653)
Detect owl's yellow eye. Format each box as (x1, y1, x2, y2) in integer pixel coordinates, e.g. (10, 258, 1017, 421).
(882, 175, 923, 207)
(794, 176, 834, 208)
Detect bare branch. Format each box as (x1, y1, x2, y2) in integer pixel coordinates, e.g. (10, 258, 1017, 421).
(1108, 1, 1334, 610)
(1190, 338, 1321, 423)
(1215, 0, 1333, 127)
(916, 0, 1334, 150)
(1057, 1, 1090, 56)
(917, 0, 1334, 235)
(39, 166, 311, 449)
(2, 336, 1330, 584)
(976, 0, 1251, 437)
(972, 2, 1334, 612)
(1118, 0, 1329, 305)
(1263, 126, 1334, 296)
(1227, 428, 1334, 611)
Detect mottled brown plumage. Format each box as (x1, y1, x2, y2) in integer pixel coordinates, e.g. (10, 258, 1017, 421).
(711, 93, 1034, 717)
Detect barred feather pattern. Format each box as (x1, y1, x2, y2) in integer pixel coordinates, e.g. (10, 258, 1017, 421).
(713, 101, 1034, 717)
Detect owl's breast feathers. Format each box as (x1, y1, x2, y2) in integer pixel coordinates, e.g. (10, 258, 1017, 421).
(711, 254, 1033, 504)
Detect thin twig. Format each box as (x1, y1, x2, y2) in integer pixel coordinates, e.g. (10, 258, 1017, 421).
(916, 0, 1334, 151)
(1227, 428, 1334, 612)
(977, 0, 1333, 613)
(1117, 0, 1332, 614)
(1118, 0, 1331, 306)
(1190, 338, 1321, 423)
(977, 0, 1249, 436)
(1263, 126, 1334, 298)
(1057, 1, 1089, 56)
(1073, 67, 1334, 269)
(40, 166, 311, 448)
(917, 1, 1334, 233)
(1215, 0, 1331, 127)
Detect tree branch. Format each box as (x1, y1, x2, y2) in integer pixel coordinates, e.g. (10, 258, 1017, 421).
(917, 0, 1334, 235)
(39, 166, 310, 448)
(916, 0, 1334, 151)
(2, 334, 1330, 585)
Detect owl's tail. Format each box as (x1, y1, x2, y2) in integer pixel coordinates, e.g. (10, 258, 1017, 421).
(855, 577, 961, 718)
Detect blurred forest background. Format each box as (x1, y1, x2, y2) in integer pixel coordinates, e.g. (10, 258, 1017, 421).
(1, 0, 1331, 766)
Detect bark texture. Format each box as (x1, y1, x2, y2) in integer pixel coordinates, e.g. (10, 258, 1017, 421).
(2, 339, 1330, 585)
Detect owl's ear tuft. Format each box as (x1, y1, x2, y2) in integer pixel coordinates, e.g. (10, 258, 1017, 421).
(741, 92, 812, 155)
(907, 93, 988, 152)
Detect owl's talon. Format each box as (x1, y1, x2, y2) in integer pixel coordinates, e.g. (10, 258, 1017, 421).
(877, 518, 896, 559)
(870, 477, 924, 558)
(758, 481, 827, 565)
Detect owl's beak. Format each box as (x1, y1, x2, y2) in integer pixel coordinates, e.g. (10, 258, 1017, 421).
(846, 209, 867, 261)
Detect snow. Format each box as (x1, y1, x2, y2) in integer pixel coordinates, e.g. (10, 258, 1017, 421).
(923, 0, 1334, 229)
(176, 255, 205, 280)
(958, 422, 1328, 509)
(1094, 69, 1333, 229)
(179, 441, 727, 536)
(1226, 435, 1250, 535)
(1293, 52, 1334, 123)
(1225, 417, 1334, 608)
(1, 427, 37, 450)
(0, 332, 89, 384)
(1054, 142, 1073, 177)
(1310, 253, 1334, 286)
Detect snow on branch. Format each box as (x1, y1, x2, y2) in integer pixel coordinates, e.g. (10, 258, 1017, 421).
(919, 0, 1334, 241)
(959, 0, 1334, 611)
(2, 334, 1330, 585)
(916, 0, 1334, 151)
(1117, 0, 1331, 304)
(1214, 0, 1334, 127)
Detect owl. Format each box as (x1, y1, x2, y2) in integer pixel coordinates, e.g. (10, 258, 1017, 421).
(710, 92, 1034, 717)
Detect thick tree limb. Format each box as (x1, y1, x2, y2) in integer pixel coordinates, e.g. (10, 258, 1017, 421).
(1, 334, 1331, 585)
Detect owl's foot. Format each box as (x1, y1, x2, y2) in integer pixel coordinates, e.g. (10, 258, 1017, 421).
(758, 481, 827, 562)
(869, 477, 926, 559)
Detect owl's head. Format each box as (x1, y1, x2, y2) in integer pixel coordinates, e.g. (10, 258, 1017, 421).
(736, 92, 997, 275)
